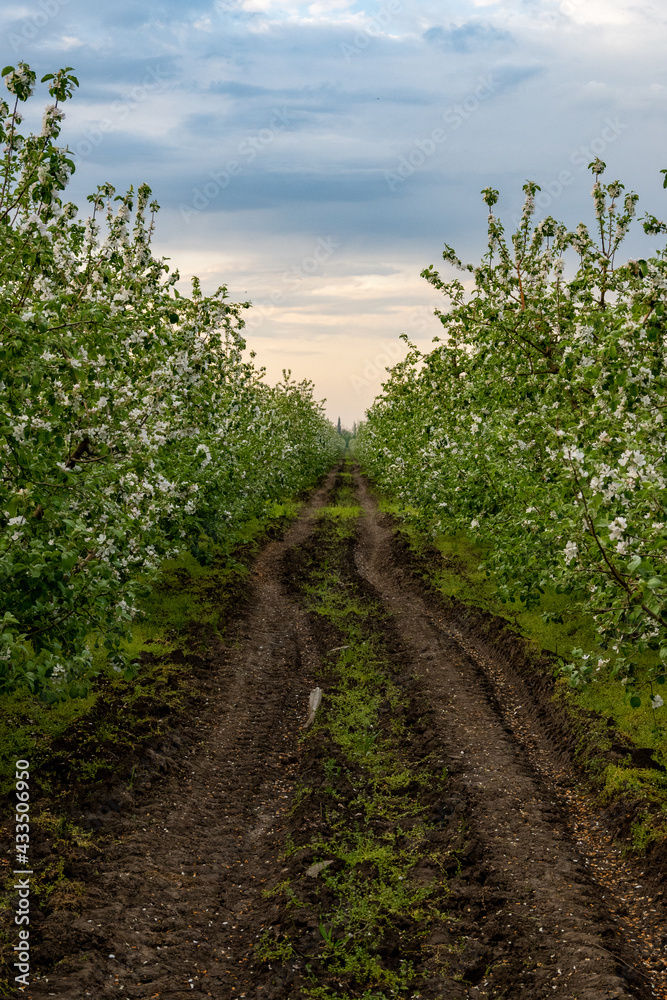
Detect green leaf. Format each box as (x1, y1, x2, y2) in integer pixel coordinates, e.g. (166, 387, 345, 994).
(630, 695, 641, 709)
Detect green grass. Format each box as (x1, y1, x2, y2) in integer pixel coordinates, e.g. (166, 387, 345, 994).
(0, 688, 97, 797)
(316, 505, 364, 520)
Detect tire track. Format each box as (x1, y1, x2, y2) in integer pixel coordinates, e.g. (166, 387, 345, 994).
(24, 463, 667, 1000)
(353, 469, 658, 1000)
(26, 469, 336, 1000)
(439, 618, 667, 998)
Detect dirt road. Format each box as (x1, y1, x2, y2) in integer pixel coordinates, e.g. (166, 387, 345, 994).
(22, 465, 667, 999)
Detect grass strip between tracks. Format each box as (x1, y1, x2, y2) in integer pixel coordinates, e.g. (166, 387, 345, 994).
(256, 469, 461, 999)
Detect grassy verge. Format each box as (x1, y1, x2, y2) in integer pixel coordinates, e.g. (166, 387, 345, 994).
(255, 469, 482, 998)
(372, 492, 667, 856)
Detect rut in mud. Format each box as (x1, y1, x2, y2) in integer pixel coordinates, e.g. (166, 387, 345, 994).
(15, 464, 667, 999)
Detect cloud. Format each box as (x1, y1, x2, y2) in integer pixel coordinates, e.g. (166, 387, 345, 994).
(424, 21, 513, 53)
(3, 0, 666, 423)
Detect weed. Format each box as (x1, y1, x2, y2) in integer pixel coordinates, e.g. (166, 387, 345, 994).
(255, 931, 297, 962)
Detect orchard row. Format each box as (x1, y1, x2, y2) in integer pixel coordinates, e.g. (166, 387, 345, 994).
(359, 165, 667, 706)
(0, 65, 339, 697)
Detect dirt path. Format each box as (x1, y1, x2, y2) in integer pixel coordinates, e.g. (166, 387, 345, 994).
(26, 470, 335, 999)
(354, 472, 667, 999)
(22, 464, 667, 999)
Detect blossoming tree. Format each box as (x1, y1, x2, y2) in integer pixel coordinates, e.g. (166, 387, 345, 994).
(0, 64, 338, 698)
(358, 163, 667, 710)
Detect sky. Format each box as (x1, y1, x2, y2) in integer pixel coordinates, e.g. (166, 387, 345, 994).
(3, 0, 667, 425)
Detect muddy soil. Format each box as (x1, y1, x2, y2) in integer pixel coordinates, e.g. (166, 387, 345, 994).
(7, 464, 667, 999)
